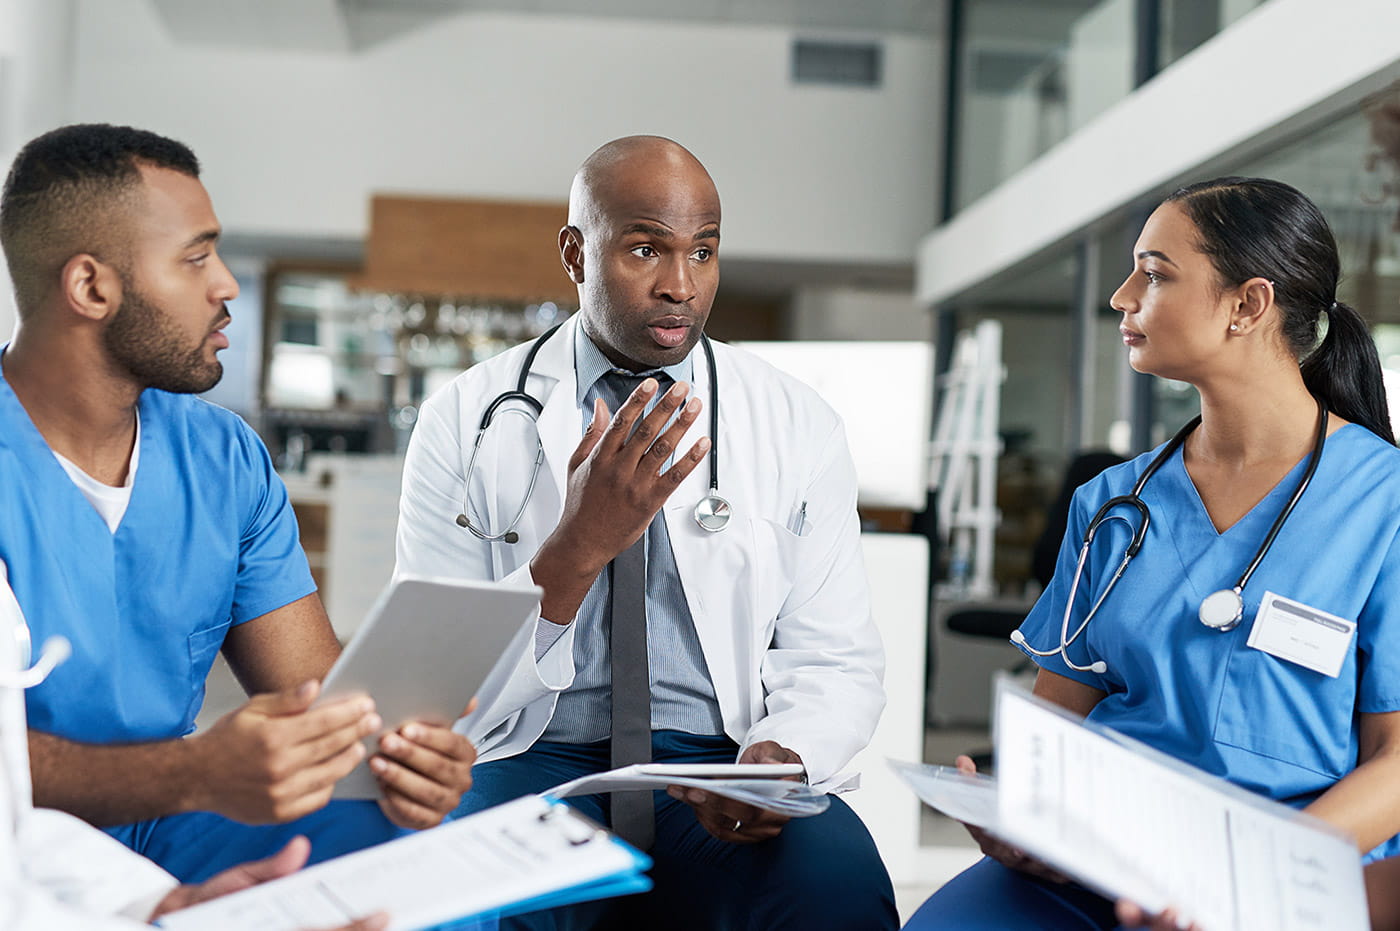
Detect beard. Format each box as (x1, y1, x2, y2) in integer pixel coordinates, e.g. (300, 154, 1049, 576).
(103, 284, 225, 394)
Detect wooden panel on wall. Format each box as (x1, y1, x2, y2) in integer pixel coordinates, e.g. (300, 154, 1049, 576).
(354, 195, 576, 302)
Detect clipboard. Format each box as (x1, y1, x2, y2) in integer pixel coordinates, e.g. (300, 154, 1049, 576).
(316, 574, 541, 799)
(891, 682, 1369, 931)
(155, 795, 651, 931)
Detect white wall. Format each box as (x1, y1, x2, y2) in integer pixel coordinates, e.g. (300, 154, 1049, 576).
(787, 286, 930, 341)
(918, 0, 1400, 306)
(69, 0, 943, 268)
(0, 0, 77, 341)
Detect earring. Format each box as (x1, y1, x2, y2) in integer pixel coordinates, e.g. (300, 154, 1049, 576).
(1229, 324, 1239, 333)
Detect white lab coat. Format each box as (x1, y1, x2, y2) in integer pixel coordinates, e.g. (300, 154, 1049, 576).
(396, 316, 885, 789)
(0, 564, 177, 929)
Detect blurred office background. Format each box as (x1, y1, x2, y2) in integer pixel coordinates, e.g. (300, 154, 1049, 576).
(1, 0, 1398, 917)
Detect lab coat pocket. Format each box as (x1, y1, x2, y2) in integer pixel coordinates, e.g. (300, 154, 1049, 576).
(1212, 631, 1353, 781)
(184, 622, 229, 732)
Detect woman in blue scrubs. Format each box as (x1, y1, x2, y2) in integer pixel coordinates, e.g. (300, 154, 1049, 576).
(907, 177, 1400, 930)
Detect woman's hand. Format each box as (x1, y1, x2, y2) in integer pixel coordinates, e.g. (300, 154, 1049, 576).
(953, 755, 1071, 883)
(1114, 900, 1202, 931)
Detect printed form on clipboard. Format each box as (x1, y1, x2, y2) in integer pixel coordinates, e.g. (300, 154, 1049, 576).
(155, 796, 650, 931)
(891, 682, 1368, 931)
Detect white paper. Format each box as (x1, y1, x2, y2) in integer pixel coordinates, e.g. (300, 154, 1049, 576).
(156, 796, 644, 931)
(544, 763, 830, 818)
(887, 759, 997, 829)
(992, 683, 1368, 931)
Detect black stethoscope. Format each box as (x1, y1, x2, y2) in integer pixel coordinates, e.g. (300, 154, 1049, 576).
(454, 322, 729, 543)
(1011, 397, 1328, 674)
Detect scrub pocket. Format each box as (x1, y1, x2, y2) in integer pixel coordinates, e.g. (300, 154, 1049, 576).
(183, 622, 230, 729)
(1211, 631, 1352, 780)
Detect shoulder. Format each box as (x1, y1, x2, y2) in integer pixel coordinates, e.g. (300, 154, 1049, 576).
(143, 390, 258, 441)
(142, 390, 274, 476)
(1324, 424, 1400, 495)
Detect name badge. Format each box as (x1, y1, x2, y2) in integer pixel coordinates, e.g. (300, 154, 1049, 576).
(1245, 591, 1355, 678)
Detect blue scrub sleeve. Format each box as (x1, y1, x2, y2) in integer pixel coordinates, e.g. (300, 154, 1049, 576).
(1356, 524, 1400, 714)
(1014, 480, 1119, 693)
(230, 421, 316, 625)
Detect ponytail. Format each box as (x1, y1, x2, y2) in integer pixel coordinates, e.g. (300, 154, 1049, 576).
(1168, 177, 1396, 445)
(1301, 301, 1395, 443)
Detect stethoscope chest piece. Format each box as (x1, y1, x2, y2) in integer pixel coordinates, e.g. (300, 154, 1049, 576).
(1199, 588, 1244, 631)
(694, 493, 732, 533)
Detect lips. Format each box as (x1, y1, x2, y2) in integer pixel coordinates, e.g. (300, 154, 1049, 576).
(1120, 327, 1144, 346)
(209, 312, 232, 349)
(647, 315, 692, 350)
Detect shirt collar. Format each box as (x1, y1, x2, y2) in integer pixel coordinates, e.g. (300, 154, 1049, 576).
(573, 322, 695, 406)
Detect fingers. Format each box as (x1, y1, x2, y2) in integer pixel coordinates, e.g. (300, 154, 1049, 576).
(258, 741, 367, 823)
(569, 398, 609, 472)
(370, 725, 475, 829)
(257, 693, 377, 749)
(666, 786, 788, 844)
(954, 754, 978, 774)
(629, 383, 696, 462)
(597, 378, 661, 454)
(293, 707, 381, 764)
(247, 680, 321, 717)
(329, 913, 390, 931)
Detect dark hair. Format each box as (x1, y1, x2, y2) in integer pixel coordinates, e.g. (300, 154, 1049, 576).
(0, 123, 200, 317)
(1167, 176, 1395, 444)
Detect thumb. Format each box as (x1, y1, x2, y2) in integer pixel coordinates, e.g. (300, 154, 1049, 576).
(954, 754, 978, 775)
(250, 680, 320, 717)
(179, 836, 312, 906)
(568, 398, 608, 471)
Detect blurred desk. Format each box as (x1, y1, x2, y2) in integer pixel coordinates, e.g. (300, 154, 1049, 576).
(928, 593, 1035, 727)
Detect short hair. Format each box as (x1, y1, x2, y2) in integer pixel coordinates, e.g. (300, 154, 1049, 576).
(0, 123, 200, 317)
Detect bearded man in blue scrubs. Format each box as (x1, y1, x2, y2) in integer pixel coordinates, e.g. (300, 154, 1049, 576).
(0, 124, 477, 885)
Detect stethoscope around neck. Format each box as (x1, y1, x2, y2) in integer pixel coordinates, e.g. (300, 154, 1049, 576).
(454, 322, 730, 543)
(1011, 397, 1329, 675)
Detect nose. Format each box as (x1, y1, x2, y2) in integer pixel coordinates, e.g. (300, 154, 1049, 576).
(1109, 274, 1134, 314)
(211, 253, 240, 304)
(654, 253, 696, 304)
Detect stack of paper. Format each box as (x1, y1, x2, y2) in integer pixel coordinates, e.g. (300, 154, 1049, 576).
(545, 763, 830, 818)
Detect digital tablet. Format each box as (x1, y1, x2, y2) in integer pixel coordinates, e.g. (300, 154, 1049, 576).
(317, 574, 542, 799)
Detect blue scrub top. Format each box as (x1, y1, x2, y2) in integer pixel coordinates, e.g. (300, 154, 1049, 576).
(0, 354, 316, 745)
(1017, 424, 1400, 860)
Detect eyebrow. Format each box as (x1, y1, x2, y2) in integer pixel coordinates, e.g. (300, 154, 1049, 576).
(1136, 249, 1176, 267)
(619, 223, 720, 243)
(182, 229, 221, 250)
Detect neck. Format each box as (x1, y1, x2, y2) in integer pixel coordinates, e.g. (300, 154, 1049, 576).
(5, 320, 142, 477)
(1190, 365, 1319, 466)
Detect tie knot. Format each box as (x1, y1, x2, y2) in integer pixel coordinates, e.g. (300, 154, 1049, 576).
(598, 369, 672, 409)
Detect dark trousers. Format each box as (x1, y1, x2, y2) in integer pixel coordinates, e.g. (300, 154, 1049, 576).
(905, 857, 1120, 930)
(450, 730, 898, 931)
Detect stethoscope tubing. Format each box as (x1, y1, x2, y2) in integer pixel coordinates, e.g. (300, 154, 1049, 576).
(1023, 397, 1328, 672)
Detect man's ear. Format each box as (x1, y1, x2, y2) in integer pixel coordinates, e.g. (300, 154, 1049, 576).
(559, 225, 585, 284)
(59, 253, 123, 323)
(1229, 277, 1274, 337)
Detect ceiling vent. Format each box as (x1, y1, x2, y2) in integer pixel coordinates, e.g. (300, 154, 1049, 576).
(792, 39, 883, 88)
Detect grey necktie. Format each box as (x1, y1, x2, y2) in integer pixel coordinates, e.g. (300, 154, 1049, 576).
(597, 370, 669, 850)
